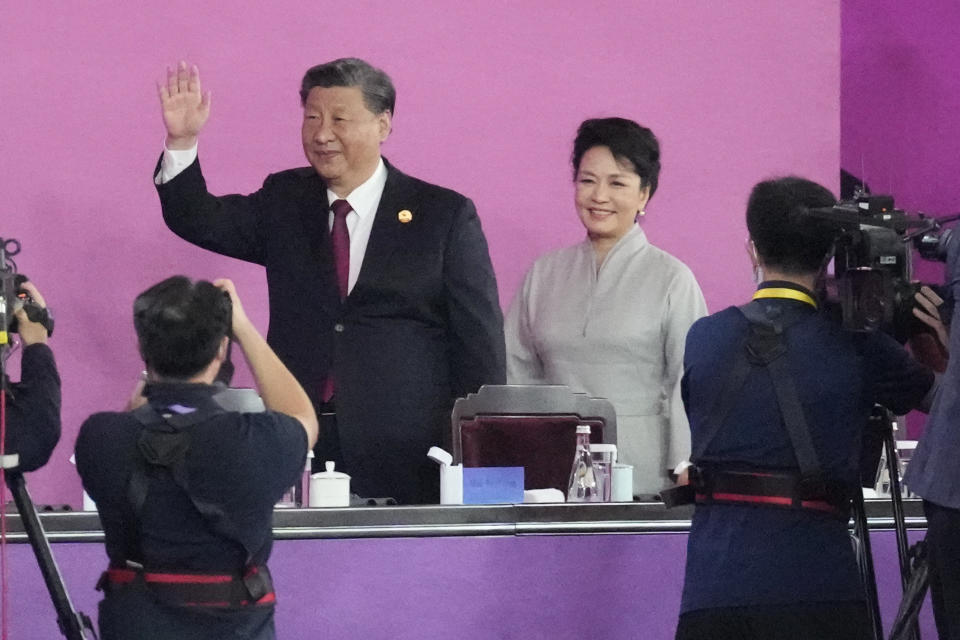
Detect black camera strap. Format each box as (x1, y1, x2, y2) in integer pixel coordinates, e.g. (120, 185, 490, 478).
(692, 298, 821, 477)
(124, 404, 268, 573)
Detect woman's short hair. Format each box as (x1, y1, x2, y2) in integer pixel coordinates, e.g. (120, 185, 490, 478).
(133, 276, 231, 379)
(572, 117, 661, 198)
(746, 177, 839, 274)
(299, 57, 396, 116)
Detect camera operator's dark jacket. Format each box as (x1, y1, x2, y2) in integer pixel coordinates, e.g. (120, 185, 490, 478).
(2, 343, 60, 472)
(679, 281, 934, 614)
(75, 382, 307, 640)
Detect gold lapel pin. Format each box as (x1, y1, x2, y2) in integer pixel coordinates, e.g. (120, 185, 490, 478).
(398, 209, 413, 224)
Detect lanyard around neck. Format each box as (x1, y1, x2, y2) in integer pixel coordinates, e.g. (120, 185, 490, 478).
(752, 287, 817, 309)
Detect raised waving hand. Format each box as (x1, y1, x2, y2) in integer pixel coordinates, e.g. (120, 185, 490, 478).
(158, 61, 211, 150)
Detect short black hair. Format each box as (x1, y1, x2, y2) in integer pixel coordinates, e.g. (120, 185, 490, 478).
(299, 57, 395, 115)
(746, 177, 839, 274)
(572, 118, 661, 198)
(133, 276, 231, 379)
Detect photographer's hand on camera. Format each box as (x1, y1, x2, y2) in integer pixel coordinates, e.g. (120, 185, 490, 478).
(914, 286, 949, 349)
(15, 281, 49, 346)
(908, 285, 950, 374)
(214, 278, 252, 338)
(214, 278, 318, 448)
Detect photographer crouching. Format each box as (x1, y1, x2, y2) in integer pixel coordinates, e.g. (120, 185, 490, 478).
(75, 276, 318, 640)
(674, 177, 938, 640)
(1, 279, 60, 473)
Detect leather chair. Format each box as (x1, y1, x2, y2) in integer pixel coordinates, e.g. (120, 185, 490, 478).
(451, 384, 617, 492)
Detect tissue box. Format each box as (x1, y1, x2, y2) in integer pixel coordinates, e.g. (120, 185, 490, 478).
(462, 467, 525, 505)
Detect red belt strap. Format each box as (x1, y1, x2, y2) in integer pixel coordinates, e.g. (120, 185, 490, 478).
(99, 565, 275, 608)
(695, 491, 843, 515)
(692, 468, 850, 518)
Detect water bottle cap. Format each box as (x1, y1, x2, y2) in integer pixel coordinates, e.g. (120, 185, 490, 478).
(576, 425, 591, 434)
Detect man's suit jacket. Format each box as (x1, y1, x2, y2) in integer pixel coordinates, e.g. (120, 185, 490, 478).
(156, 157, 506, 503)
(905, 234, 960, 509)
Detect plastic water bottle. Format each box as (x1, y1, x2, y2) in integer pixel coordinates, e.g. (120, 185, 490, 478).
(567, 425, 601, 502)
(294, 450, 314, 507)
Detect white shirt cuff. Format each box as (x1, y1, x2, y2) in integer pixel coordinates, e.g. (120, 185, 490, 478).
(155, 142, 198, 185)
(672, 460, 693, 476)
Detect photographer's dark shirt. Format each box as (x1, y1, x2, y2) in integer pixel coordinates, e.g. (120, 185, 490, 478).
(75, 383, 306, 572)
(3, 343, 60, 472)
(680, 285, 934, 613)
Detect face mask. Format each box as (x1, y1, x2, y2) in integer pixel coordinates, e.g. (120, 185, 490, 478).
(746, 238, 764, 285)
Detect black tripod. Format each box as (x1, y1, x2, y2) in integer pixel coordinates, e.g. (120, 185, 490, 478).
(1, 462, 97, 639)
(880, 416, 931, 640)
(852, 407, 927, 640)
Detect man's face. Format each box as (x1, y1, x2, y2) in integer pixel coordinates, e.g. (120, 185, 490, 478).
(301, 85, 391, 196)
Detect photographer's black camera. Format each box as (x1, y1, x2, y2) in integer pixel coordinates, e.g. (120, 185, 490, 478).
(809, 194, 955, 339)
(1, 237, 53, 341)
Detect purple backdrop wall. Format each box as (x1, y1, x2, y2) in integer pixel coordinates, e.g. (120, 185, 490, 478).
(1, 2, 839, 505)
(842, 0, 960, 217)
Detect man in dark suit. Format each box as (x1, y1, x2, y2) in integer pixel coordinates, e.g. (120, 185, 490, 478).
(154, 58, 505, 504)
(904, 228, 960, 639)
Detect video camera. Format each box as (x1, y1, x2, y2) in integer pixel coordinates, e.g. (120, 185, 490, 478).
(806, 193, 957, 340)
(0, 237, 54, 345)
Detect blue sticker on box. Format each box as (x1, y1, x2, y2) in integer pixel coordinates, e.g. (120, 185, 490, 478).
(462, 467, 525, 505)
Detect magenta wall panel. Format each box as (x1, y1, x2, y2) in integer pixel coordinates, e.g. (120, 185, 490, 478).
(0, 2, 839, 504)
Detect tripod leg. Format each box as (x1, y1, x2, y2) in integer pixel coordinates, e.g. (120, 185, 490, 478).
(882, 412, 923, 640)
(6, 472, 97, 639)
(885, 419, 913, 585)
(889, 541, 930, 640)
(853, 488, 885, 640)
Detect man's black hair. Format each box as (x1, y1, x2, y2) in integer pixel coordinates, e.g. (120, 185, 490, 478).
(133, 276, 231, 379)
(572, 117, 661, 199)
(299, 57, 395, 116)
(747, 177, 839, 274)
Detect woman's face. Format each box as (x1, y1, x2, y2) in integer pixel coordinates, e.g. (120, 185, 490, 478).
(575, 146, 650, 243)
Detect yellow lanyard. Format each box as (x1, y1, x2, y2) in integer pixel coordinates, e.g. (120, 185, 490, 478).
(752, 287, 817, 309)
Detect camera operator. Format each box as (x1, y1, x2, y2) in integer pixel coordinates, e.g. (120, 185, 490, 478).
(674, 177, 937, 640)
(2, 280, 60, 473)
(75, 276, 318, 640)
(904, 229, 959, 639)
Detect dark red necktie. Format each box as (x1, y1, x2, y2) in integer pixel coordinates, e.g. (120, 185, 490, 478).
(330, 199, 352, 300)
(322, 199, 352, 403)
